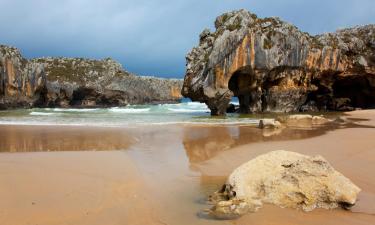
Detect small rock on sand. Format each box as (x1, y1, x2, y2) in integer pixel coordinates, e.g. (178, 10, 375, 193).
(287, 114, 313, 120)
(258, 119, 282, 129)
(283, 114, 331, 126)
(312, 115, 330, 124)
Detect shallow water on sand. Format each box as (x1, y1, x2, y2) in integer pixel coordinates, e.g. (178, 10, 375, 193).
(0, 113, 374, 224)
(0, 101, 261, 127)
(0, 99, 342, 127)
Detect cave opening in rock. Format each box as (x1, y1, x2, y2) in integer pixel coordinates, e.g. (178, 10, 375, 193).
(306, 74, 375, 111)
(70, 87, 97, 106)
(228, 66, 255, 113)
(332, 75, 375, 110)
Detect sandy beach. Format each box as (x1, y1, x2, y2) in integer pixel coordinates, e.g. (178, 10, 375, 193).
(0, 110, 374, 225)
(1, 2, 375, 225)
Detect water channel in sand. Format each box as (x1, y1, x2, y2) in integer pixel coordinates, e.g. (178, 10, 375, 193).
(0, 110, 374, 225)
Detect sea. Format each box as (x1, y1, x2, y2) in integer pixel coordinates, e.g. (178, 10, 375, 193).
(0, 98, 262, 127)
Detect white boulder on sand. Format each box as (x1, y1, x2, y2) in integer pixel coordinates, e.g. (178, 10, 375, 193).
(284, 114, 331, 126)
(258, 119, 283, 129)
(209, 150, 361, 219)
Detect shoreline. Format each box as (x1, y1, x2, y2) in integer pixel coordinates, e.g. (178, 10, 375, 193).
(0, 110, 374, 224)
(0, 108, 348, 128)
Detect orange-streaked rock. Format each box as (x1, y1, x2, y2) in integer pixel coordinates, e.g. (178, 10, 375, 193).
(1, 45, 183, 109)
(182, 9, 375, 115)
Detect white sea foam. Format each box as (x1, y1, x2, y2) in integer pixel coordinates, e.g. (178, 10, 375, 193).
(186, 102, 206, 106)
(109, 107, 150, 113)
(52, 108, 99, 112)
(1, 101, 259, 127)
(167, 108, 209, 113)
(30, 112, 55, 116)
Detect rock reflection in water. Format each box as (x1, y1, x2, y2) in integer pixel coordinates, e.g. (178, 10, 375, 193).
(182, 122, 365, 164)
(0, 125, 134, 152)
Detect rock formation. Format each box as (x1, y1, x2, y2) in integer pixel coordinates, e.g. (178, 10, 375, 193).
(258, 118, 282, 129)
(283, 114, 331, 126)
(0, 46, 45, 109)
(182, 9, 375, 115)
(209, 150, 361, 219)
(1, 45, 182, 109)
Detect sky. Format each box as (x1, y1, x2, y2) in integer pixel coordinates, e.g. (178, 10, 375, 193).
(1, 0, 374, 78)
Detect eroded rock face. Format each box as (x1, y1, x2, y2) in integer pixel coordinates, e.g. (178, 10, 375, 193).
(182, 9, 375, 115)
(209, 150, 360, 219)
(0, 45, 46, 109)
(33, 57, 183, 107)
(0, 45, 183, 109)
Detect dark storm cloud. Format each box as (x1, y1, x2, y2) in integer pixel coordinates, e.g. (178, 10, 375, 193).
(0, 0, 374, 77)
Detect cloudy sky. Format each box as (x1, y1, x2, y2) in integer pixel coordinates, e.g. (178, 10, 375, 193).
(1, 0, 374, 78)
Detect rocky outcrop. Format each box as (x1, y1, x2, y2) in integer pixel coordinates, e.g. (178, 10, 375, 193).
(0, 45, 46, 109)
(283, 114, 331, 126)
(1, 45, 182, 109)
(182, 9, 375, 115)
(208, 150, 361, 219)
(258, 114, 331, 131)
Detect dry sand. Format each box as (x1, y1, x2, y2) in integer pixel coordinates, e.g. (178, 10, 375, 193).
(0, 110, 374, 225)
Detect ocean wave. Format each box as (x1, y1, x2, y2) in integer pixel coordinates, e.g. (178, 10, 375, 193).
(158, 103, 180, 107)
(167, 108, 209, 113)
(186, 102, 206, 106)
(30, 112, 55, 116)
(109, 107, 150, 113)
(51, 108, 99, 112)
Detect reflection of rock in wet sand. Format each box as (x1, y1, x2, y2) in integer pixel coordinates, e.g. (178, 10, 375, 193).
(183, 116, 375, 164)
(183, 126, 237, 163)
(182, 122, 351, 164)
(0, 125, 135, 152)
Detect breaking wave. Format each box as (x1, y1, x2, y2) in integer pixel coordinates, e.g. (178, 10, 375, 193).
(109, 107, 151, 113)
(1, 98, 258, 127)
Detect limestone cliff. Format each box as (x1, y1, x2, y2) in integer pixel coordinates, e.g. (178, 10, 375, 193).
(0, 45, 45, 109)
(0, 45, 182, 109)
(182, 9, 375, 115)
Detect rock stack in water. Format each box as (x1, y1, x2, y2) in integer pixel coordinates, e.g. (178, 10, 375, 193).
(0, 45, 183, 109)
(182, 9, 375, 115)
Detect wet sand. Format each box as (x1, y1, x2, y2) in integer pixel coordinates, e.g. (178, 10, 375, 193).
(0, 126, 135, 152)
(0, 111, 374, 225)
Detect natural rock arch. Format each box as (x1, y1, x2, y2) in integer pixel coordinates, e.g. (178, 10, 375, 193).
(228, 66, 259, 113)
